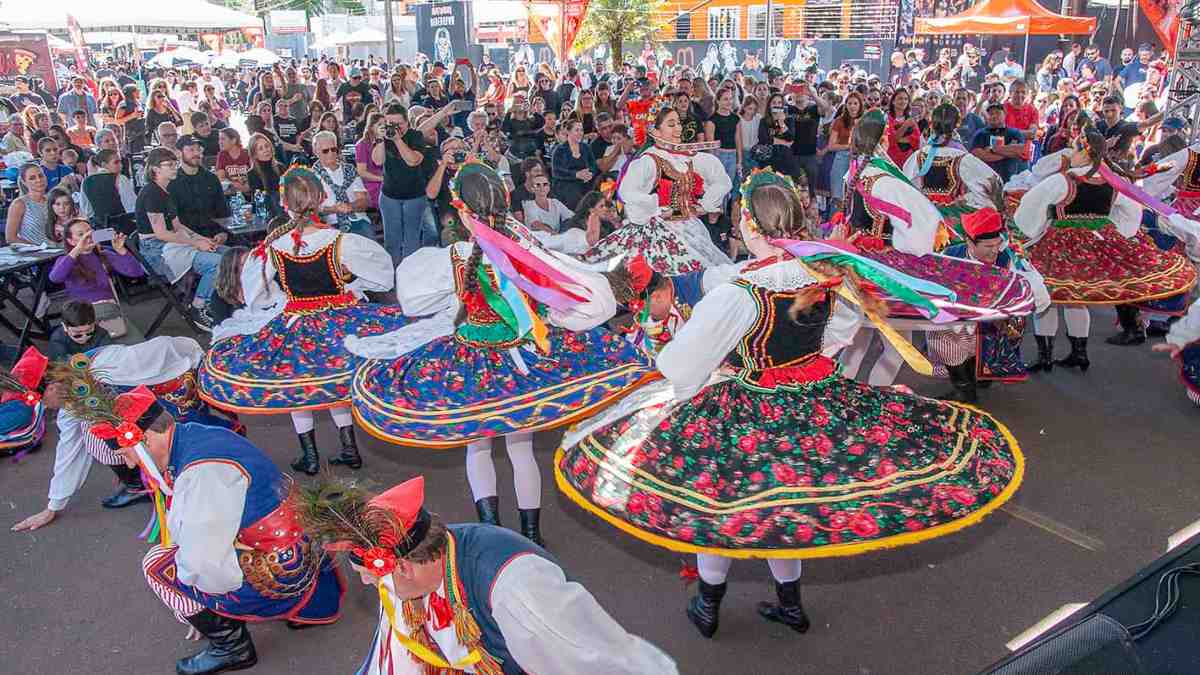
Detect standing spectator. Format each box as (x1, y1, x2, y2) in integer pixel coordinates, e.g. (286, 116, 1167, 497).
(970, 103, 1025, 181)
(10, 76, 47, 111)
(146, 89, 183, 145)
(671, 90, 703, 144)
(281, 66, 312, 122)
(273, 99, 305, 165)
(551, 120, 598, 210)
(1035, 52, 1067, 93)
(5, 163, 50, 245)
(791, 81, 830, 196)
(169, 136, 232, 241)
(1081, 45, 1113, 82)
(374, 103, 433, 263)
(1096, 95, 1141, 163)
(201, 83, 230, 129)
(354, 112, 386, 209)
(1003, 81, 1038, 173)
(249, 71, 280, 110)
(502, 94, 543, 160)
(704, 88, 742, 203)
(955, 90, 985, 146)
(1118, 44, 1154, 90)
(311, 130, 374, 239)
(991, 50, 1024, 85)
(886, 89, 922, 168)
(37, 138, 73, 191)
(115, 84, 146, 154)
(79, 149, 137, 225)
(532, 72, 560, 120)
(1063, 42, 1084, 78)
(827, 92, 863, 213)
(336, 68, 374, 121)
(57, 76, 98, 127)
(134, 146, 224, 329)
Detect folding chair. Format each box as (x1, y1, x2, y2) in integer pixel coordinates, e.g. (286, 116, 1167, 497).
(122, 233, 204, 339)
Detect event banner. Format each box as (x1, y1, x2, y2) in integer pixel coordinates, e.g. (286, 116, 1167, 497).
(1139, 0, 1185, 55)
(0, 32, 57, 90)
(562, 0, 590, 56)
(415, 0, 474, 64)
(527, 0, 590, 60)
(66, 14, 87, 72)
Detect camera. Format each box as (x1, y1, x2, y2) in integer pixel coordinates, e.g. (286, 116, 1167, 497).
(385, 122, 401, 137)
(451, 150, 468, 164)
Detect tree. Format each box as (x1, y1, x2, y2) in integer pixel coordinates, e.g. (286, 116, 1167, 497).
(574, 0, 665, 72)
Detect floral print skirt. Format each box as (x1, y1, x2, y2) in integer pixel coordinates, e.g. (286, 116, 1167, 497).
(555, 372, 1023, 558)
(199, 305, 409, 413)
(860, 248, 1036, 321)
(1029, 222, 1197, 304)
(352, 326, 657, 448)
(582, 217, 732, 275)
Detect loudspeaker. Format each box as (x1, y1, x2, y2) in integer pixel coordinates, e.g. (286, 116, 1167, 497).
(982, 614, 1145, 675)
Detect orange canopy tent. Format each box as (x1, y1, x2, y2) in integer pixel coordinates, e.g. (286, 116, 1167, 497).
(914, 0, 1097, 36)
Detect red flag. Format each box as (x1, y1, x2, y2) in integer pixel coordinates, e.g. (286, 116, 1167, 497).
(561, 0, 590, 57)
(1138, 0, 1185, 56)
(66, 14, 87, 71)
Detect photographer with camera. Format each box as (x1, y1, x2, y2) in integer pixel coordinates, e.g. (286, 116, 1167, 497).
(502, 92, 544, 162)
(373, 102, 435, 264)
(425, 136, 475, 244)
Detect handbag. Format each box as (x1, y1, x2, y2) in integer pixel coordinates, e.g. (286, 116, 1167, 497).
(93, 278, 128, 338)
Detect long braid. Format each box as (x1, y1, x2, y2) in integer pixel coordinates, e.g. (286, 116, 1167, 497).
(258, 166, 324, 289)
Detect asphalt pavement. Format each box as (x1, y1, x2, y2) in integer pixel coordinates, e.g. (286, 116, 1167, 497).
(3, 304, 1199, 675)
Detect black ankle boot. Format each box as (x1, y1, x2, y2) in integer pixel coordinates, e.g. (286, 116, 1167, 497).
(291, 430, 320, 476)
(939, 360, 978, 404)
(177, 609, 257, 675)
(757, 580, 811, 634)
(328, 425, 362, 470)
(1106, 306, 1146, 346)
(1056, 336, 1090, 372)
(686, 580, 726, 638)
(475, 496, 501, 526)
(519, 508, 544, 546)
(102, 464, 151, 509)
(1028, 335, 1055, 373)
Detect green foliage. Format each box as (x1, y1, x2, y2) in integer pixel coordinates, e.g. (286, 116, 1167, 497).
(575, 0, 665, 69)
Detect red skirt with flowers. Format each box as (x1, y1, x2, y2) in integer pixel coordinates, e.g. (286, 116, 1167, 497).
(555, 362, 1023, 558)
(199, 305, 409, 413)
(1029, 221, 1197, 304)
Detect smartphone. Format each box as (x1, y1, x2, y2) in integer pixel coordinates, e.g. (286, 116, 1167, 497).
(92, 228, 116, 244)
(990, 136, 1004, 149)
(454, 99, 476, 113)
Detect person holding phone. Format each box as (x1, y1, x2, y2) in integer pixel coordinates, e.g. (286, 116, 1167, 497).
(49, 218, 146, 341)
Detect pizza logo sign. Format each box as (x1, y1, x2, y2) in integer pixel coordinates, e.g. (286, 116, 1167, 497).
(0, 48, 41, 77)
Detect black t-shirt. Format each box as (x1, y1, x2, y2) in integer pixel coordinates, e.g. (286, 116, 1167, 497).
(679, 114, 703, 144)
(275, 116, 302, 147)
(709, 112, 739, 149)
(135, 182, 178, 235)
(381, 130, 430, 200)
(119, 101, 146, 147)
(590, 136, 612, 161)
(194, 130, 220, 157)
(792, 103, 820, 156)
(336, 81, 374, 117)
(169, 167, 231, 237)
(1097, 119, 1140, 157)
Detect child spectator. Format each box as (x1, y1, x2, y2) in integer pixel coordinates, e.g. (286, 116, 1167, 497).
(48, 300, 114, 360)
(49, 218, 145, 340)
(208, 246, 249, 327)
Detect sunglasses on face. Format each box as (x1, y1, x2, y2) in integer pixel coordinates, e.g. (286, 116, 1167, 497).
(318, 147, 338, 155)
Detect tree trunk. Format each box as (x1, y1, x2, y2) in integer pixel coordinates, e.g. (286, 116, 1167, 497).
(610, 36, 622, 72)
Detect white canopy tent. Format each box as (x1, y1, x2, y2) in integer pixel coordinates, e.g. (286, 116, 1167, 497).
(146, 47, 211, 68)
(0, 0, 259, 30)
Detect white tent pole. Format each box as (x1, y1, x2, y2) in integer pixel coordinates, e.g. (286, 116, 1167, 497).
(1023, 20, 1030, 75)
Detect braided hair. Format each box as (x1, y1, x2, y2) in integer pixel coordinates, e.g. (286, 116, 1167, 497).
(916, 103, 961, 178)
(1076, 128, 1138, 183)
(453, 165, 512, 327)
(258, 166, 325, 288)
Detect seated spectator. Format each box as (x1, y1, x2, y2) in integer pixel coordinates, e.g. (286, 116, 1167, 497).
(134, 146, 225, 329)
(79, 149, 137, 227)
(510, 158, 545, 223)
(37, 138, 73, 190)
(970, 103, 1025, 182)
(523, 172, 574, 232)
(208, 246, 249, 328)
(246, 131, 284, 217)
(155, 122, 180, 152)
(67, 110, 95, 150)
(354, 112, 385, 208)
(2, 113, 27, 154)
(597, 123, 632, 179)
(45, 186, 75, 244)
(48, 301, 113, 360)
(169, 135, 232, 242)
(5, 163, 51, 245)
(49, 218, 144, 340)
(188, 111, 220, 158)
(311, 130, 374, 239)
(215, 127, 251, 197)
(563, 190, 617, 243)
(551, 120, 598, 210)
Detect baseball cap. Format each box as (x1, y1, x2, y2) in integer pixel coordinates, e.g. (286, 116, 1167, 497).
(1162, 117, 1187, 130)
(349, 67, 363, 77)
(176, 135, 203, 150)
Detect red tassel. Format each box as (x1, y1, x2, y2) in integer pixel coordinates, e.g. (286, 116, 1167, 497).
(679, 560, 699, 586)
(428, 592, 453, 630)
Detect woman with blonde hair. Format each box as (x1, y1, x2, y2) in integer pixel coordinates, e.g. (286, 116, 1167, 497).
(199, 166, 408, 474)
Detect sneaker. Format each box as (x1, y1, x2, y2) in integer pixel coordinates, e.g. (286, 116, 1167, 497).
(191, 305, 214, 332)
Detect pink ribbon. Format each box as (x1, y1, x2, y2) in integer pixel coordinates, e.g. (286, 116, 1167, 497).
(849, 158, 914, 229)
(1098, 164, 1178, 218)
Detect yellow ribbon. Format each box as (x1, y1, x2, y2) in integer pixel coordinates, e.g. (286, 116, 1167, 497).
(153, 488, 172, 548)
(376, 582, 482, 671)
(800, 261, 934, 377)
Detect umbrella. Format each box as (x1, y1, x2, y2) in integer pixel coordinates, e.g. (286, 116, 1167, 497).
(311, 31, 350, 51)
(238, 47, 280, 66)
(46, 34, 72, 51)
(146, 47, 211, 68)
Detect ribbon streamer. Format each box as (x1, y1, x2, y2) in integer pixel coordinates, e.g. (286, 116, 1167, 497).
(462, 212, 585, 310)
(1098, 164, 1178, 218)
(377, 582, 482, 671)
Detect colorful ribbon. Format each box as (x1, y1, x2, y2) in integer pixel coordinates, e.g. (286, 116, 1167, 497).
(462, 212, 585, 311)
(1098, 163, 1178, 218)
(377, 582, 482, 671)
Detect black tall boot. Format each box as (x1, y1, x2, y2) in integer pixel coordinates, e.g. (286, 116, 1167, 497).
(519, 508, 544, 546)
(757, 580, 811, 634)
(1056, 336, 1090, 372)
(328, 425, 362, 470)
(177, 609, 257, 675)
(475, 496, 501, 526)
(291, 430, 320, 476)
(686, 580, 727, 638)
(1028, 336, 1055, 373)
(1106, 305, 1146, 346)
(102, 463, 151, 509)
(939, 359, 978, 404)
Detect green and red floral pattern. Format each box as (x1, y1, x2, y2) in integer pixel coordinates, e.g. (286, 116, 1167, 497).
(556, 373, 1023, 557)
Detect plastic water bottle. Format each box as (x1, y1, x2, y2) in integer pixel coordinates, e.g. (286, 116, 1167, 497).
(253, 191, 268, 221)
(229, 193, 245, 227)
